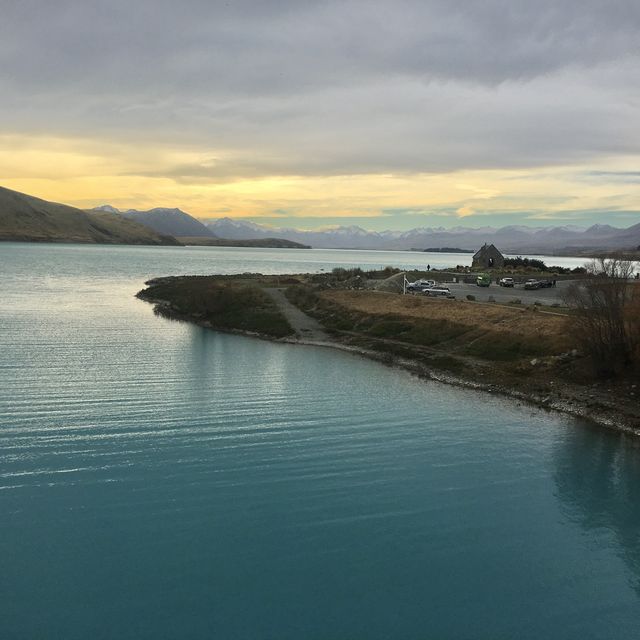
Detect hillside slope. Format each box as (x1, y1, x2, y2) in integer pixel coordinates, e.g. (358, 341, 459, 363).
(119, 207, 216, 238)
(0, 187, 179, 245)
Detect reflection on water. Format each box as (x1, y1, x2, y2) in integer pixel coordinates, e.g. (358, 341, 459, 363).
(2, 242, 640, 639)
(554, 426, 640, 593)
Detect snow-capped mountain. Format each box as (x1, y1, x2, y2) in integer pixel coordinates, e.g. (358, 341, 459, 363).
(205, 217, 640, 252)
(89, 205, 640, 252)
(93, 204, 120, 214)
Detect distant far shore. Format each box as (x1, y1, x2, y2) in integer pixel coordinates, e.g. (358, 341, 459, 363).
(176, 236, 311, 249)
(410, 247, 474, 253)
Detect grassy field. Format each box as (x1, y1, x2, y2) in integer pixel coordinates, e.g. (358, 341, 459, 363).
(288, 288, 571, 362)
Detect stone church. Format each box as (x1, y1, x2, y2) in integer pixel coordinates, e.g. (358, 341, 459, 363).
(472, 243, 505, 269)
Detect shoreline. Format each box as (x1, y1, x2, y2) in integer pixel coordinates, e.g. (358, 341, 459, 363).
(139, 289, 640, 438)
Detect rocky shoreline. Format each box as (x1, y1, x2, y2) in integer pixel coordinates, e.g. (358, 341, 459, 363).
(283, 337, 640, 438)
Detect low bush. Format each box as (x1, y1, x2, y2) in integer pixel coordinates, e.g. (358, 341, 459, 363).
(331, 267, 364, 280)
(285, 285, 320, 311)
(385, 318, 469, 347)
(504, 256, 547, 270)
(366, 266, 401, 279)
(465, 334, 550, 361)
(429, 354, 465, 374)
(141, 278, 294, 338)
(367, 319, 413, 338)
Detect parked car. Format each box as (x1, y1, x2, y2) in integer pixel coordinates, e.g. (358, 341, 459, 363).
(524, 279, 540, 290)
(407, 279, 436, 292)
(499, 277, 514, 287)
(538, 279, 553, 288)
(423, 287, 451, 297)
(476, 274, 491, 287)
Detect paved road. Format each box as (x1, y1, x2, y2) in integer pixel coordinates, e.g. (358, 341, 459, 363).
(421, 280, 572, 304)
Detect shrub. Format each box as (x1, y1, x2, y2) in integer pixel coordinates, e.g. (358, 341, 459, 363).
(466, 294, 476, 301)
(429, 355, 465, 374)
(368, 320, 413, 337)
(143, 279, 294, 338)
(285, 285, 320, 311)
(331, 267, 364, 280)
(366, 266, 401, 279)
(564, 257, 639, 377)
(504, 256, 547, 270)
(465, 334, 549, 361)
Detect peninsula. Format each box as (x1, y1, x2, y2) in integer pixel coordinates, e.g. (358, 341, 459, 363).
(138, 267, 640, 436)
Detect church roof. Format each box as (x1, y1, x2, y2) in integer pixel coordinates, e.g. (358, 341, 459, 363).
(472, 243, 503, 259)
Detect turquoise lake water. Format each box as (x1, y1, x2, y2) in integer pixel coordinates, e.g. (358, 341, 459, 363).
(1, 243, 639, 639)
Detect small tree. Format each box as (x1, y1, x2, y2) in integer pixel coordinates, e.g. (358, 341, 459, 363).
(564, 257, 639, 377)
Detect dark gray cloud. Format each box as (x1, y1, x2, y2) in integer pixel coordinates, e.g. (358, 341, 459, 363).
(1, 0, 640, 178)
(3, 1, 639, 92)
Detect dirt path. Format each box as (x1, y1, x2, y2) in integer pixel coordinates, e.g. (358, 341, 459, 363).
(264, 288, 332, 343)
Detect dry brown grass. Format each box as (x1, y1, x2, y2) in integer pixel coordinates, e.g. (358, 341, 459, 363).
(321, 290, 570, 348)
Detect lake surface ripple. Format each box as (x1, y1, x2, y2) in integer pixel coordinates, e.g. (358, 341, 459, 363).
(1, 243, 639, 639)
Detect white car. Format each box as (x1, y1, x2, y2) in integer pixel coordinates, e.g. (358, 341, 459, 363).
(423, 287, 451, 297)
(407, 279, 436, 292)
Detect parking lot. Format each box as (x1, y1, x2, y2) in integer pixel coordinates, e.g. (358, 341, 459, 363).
(426, 279, 573, 305)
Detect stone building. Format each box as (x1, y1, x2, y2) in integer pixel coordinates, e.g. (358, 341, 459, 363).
(472, 243, 505, 269)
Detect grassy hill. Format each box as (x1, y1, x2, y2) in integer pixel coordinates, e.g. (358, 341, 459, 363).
(121, 207, 216, 238)
(0, 186, 180, 245)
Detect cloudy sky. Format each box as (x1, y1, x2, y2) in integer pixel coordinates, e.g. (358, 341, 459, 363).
(2, 0, 640, 229)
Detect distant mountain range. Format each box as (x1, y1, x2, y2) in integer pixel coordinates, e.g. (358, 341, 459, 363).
(0, 188, 308, 248)
(3, 186, 638, 254)
(92, 205, 308, 248)
(0, 187, 308, 248)
(0, 187, 179, 245)
(204, 217, 640, 254)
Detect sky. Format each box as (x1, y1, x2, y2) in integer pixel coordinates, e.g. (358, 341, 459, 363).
(1, 0, 640, 230)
